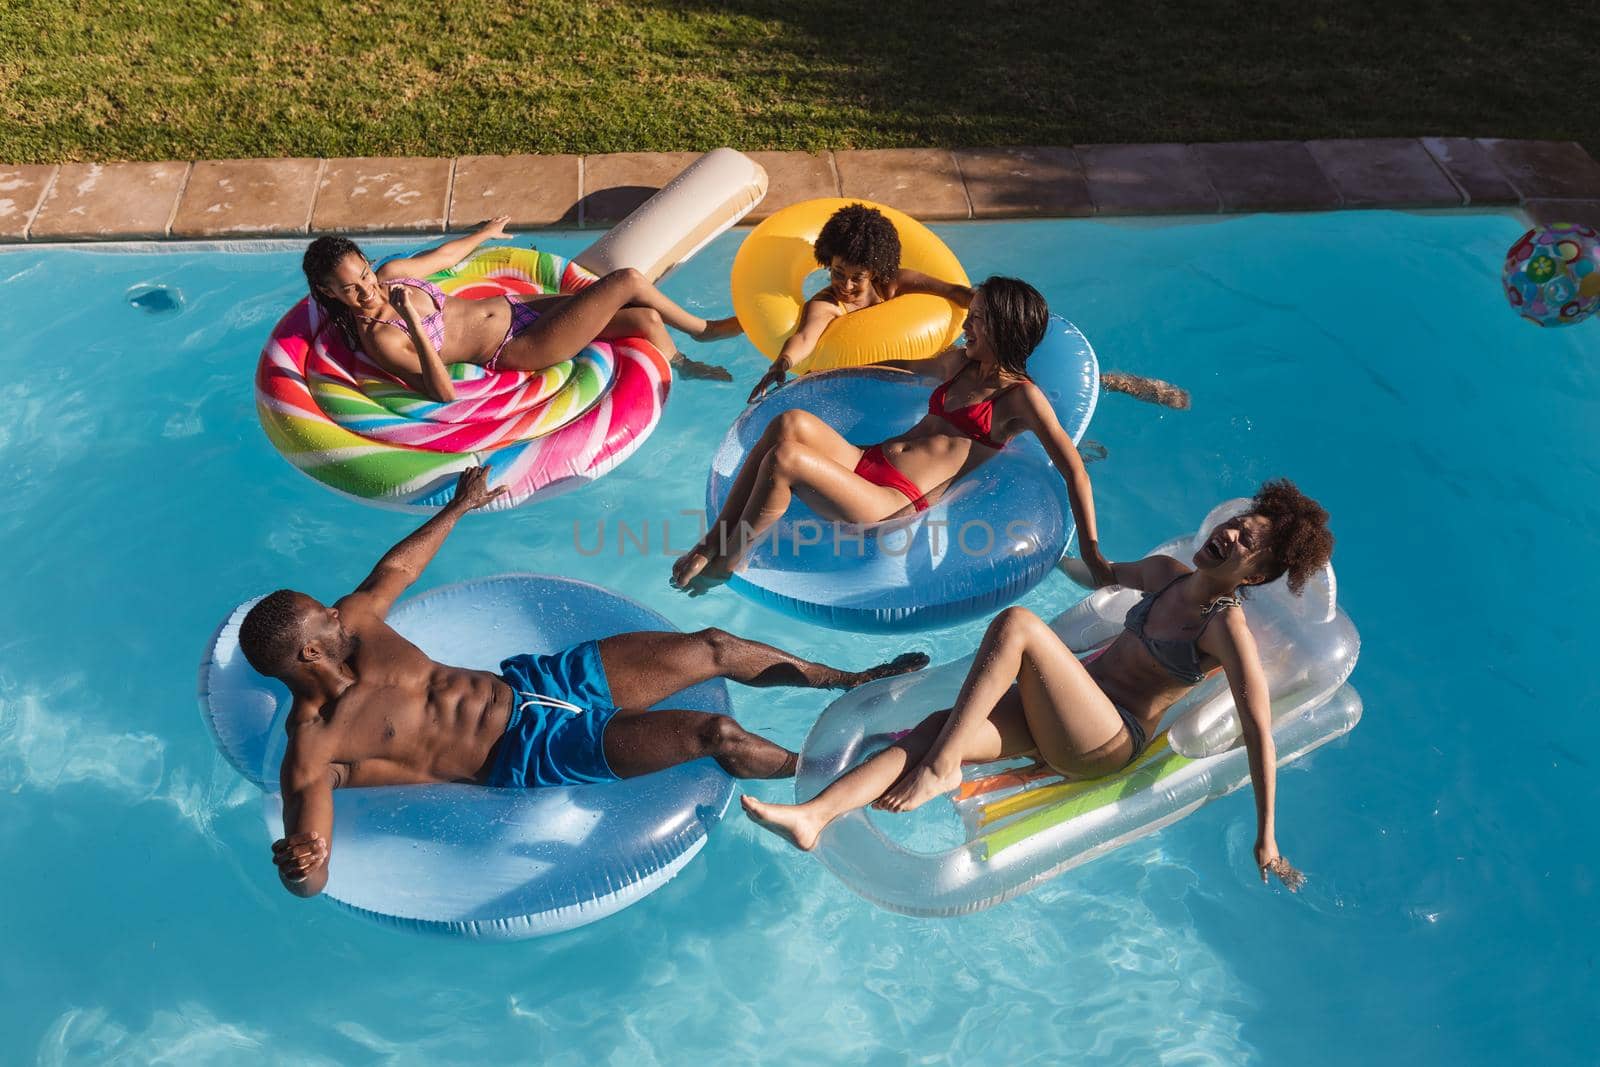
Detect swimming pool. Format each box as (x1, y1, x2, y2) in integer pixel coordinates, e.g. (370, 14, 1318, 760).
(3, 211, 1593, 1063)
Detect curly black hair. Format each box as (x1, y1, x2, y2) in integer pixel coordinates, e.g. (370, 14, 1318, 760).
(239, 589, 310, 678)
(1251, 479, 1334, 596)
(302, 235, 368, 353)
(813, 203, 901, 281)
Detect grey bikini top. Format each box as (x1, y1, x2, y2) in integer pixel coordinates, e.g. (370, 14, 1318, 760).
(1122, 574, 1240, 685)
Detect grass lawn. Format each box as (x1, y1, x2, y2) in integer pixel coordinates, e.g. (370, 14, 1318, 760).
(2, 0, 1596, 163)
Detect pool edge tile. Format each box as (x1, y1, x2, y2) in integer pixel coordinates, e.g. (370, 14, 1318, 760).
(311, 157, 452, 236)
(834, 149, 971, 220)
(1190, 141, 1342, 213)
(742, 151, 839, 221)
(954, 147, 1092, 219)
(1078, 144, 1221, 216)
(1304, 139, 1462, 208)
(449, 154, 581, 230)
(13, 141, 1600, 241)
(1478, 139, 1600, 202)
(580, 152, 704, 227)
(171, 158, 323, 238)
(1420, 137, 1519, 206)
(28, 161, 191, 241)
(0, 165, 58, 242)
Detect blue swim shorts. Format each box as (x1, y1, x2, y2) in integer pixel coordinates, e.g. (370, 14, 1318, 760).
(487, 641, 622, 788)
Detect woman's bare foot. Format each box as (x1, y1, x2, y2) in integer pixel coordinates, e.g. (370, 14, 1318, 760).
(873, 760, 962, 813)
(742, 795, 826, 851)
(695, 315, 744, 342)
(845, 651, 931, 688)
(683, 560, 734, 597)
(671, 547, 716, 588)
(673, 354, 733, 382)
(671, 545, 736, 595)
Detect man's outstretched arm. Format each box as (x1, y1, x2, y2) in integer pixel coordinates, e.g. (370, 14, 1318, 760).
(273, 741, 338, 898)
(339, 465, 506, 619)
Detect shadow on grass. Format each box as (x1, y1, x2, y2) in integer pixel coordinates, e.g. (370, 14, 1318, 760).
(638, 0, 1599, 154)
(7, 0, 1598, 161)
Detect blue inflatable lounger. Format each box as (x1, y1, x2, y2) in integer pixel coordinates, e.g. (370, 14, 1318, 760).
(198, 575, 735, 940)
(705, 315, 1100, 632)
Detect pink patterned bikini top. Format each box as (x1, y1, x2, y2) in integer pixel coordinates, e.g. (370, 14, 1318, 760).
(357, 277, 448, 351)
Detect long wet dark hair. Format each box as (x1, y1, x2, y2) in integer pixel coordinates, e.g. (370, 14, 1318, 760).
(302, 235, 367, 352)
(976, 276, 1050, 379)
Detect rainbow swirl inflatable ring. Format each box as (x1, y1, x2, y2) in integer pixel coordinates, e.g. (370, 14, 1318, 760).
(256, 247, 673, 512)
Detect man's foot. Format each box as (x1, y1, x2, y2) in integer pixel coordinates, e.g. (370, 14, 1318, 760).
(845, 651, 931, 688)
(741, 794, 825, 851)
(873, 760, 962, 813)
(695, 315, 744, 342)
(673, 353, 733, 382)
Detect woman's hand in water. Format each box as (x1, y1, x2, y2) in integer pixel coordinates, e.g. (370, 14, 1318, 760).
(747, 359, 791, 404)
(476, 215, 512, 241)
(1256, 836, 1307, 892)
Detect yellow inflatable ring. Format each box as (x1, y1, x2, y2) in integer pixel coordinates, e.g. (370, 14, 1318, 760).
(730, 198, 970, 373)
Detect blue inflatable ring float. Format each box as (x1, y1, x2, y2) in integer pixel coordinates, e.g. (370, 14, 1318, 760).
(197, 574, 735, 940)
(705, 315, 1099, 632)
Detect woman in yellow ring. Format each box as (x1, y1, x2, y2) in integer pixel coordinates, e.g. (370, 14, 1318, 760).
(744, 203, 973, 403)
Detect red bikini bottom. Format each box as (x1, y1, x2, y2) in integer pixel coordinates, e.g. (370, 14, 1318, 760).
(853, 445, 929, 512)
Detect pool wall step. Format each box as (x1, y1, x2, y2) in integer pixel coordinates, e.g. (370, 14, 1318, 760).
(3, 139, 1598, 243)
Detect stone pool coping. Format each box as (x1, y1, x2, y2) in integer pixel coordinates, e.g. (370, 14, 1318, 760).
(2, 139, 1598, 243)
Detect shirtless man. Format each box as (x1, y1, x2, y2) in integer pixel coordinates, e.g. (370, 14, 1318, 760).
(241, 467, 926, 898)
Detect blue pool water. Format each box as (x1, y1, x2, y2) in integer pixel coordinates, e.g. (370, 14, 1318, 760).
(3, 212, 1594, 1063)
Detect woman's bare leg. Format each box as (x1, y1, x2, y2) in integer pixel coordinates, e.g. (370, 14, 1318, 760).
(673, 441, 908, 595)
(718, 444, 901, 564)
(598, 305, 677, 357)
(671, 409, 876, 588)
(876, 607, 1131, 812)
(743, 697, 1037, 850)
(493, 268, 730, 375)
(696, 315, 743, 341)
(743, 712, 945, 850)
(708, 411, 849, 541)
(598, 307, 733, 382)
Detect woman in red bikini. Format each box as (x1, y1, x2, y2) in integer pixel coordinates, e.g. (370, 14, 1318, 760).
(671, 276, 1112, 594)
(302, 220, 740, 404)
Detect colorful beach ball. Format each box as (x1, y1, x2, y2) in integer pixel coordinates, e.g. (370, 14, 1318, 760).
(1502, 223, 1600, 327)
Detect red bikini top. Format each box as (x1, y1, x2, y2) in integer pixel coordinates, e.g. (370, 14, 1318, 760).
(928, 363, 1018, 449)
